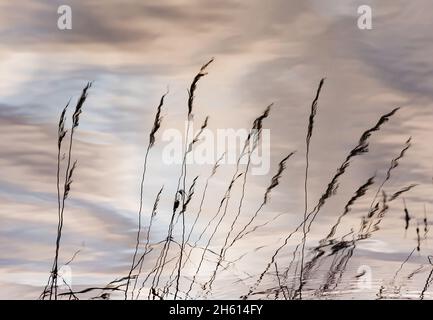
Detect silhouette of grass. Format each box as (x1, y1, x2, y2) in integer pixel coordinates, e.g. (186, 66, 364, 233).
(125, 90, 168, 299)
(41, 82, 92, 300)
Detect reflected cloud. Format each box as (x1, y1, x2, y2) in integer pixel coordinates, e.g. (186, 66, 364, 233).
(0, 0, 432, 299)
